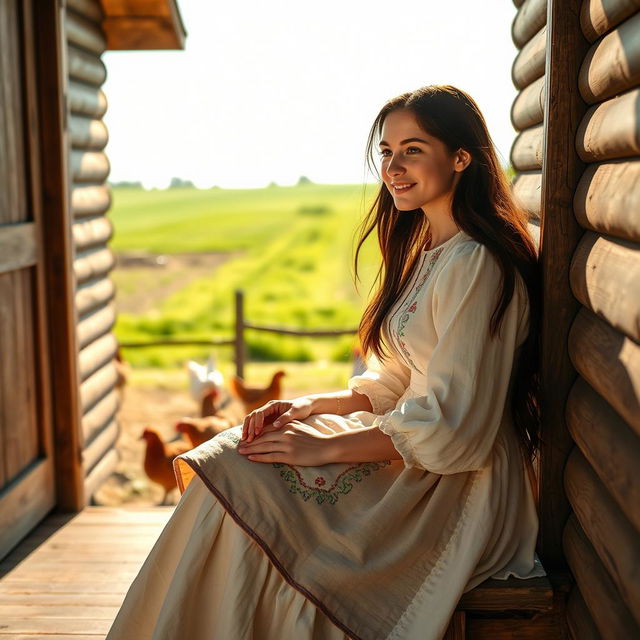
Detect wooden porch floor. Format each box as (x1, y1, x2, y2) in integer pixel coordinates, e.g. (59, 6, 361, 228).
(0, 506, 174, 639)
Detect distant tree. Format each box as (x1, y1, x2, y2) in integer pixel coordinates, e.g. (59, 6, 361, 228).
(297, 175, 312, 186)
(109, 180, 143, 188)
(169, 177, 195, 188)
(267, 181, 278, 188)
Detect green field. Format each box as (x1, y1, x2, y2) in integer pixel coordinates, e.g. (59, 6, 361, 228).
(110, 183, 383, 368)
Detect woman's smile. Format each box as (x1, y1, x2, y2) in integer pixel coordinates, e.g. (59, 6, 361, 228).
(392, 182, 416, 194)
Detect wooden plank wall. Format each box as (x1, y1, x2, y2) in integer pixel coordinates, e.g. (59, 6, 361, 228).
(509, 0, 640, 637)
(562, 0, 640, 637)
(65, 0, 121, 504)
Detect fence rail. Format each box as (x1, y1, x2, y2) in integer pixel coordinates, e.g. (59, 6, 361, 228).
(119, 289, 358, 378)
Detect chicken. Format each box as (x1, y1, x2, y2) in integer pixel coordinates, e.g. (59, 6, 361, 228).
(177, 386, 246, 447)
(140, 427, 192, 505)
(176, 415, 234, 447)
(187, 355, 225, 404)
(229, 370, 286, 414)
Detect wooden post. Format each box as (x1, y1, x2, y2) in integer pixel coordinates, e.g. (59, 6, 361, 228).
(33, 0, 85, 510)
(537, 0, 590, 568)
(234, 289, 245, 379)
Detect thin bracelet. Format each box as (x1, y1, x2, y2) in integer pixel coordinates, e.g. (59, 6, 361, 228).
(336, 396, 343, 415)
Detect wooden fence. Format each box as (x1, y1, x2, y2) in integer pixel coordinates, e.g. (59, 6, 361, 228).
(119, 289, 359, 378)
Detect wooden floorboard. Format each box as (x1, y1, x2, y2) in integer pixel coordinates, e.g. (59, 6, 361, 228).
(0, 506, 174, 638)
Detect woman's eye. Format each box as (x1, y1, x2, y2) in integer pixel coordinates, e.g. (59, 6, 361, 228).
(378, 147, 421, 158)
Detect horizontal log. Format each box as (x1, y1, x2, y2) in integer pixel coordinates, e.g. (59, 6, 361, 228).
(0, 222, 36, 274)
(77, 303, 116, 350)
(65, 10, 106, 55)
(82, 418, 119, 476)
(566, 586, 602, 640)
(70, 115, 108, 150)
(79, 361, 118, 413)
(76, 277, 116, 316)
(466, 615, 561, 639)
(71, 184, 112, 218)
(67, 0, 104, 23)
(567, 306, 640, 434)
(511, 171, 541, 219)
(511, 75, 545, 130)
(84, 448, 119, 506)
(512, 25, 547, 89)
(574, 159, 640, 242)
(458, 576, 553, 611)
(569, 230, 640, 342)
(510, 124, 544, 170)
(73, 216, 113, 252)
(564, 448, 640, 620)
(579, 11, 640, 103)
(70, 150, 110, 184)
(563, 514, 639, 639)
(581, 0, 639, 42)
(566, 376, 640, 533)
(74, 246, 116, 283)
(81, 388, 120, 442)
(68, 45, 106, 87)
(512, 0, 547, 49)
(69, 81, 108, 118)
(576, 88, 640, 162)
(78, 331, 118, 382)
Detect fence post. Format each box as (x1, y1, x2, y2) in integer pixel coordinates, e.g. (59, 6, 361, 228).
(234, 289, 245, 379)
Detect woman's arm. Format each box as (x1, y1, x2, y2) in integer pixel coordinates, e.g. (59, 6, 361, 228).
(326, 426, 403, 463)
(306, 389, 373, 416)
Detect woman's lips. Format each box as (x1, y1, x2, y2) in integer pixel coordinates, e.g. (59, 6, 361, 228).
(392, 183, 416, 194)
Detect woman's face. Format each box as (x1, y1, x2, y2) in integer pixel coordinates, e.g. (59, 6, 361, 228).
(378, 109, 464, 212)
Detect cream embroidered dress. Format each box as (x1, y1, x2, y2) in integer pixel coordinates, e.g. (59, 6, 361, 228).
(105, 230, 545, 640)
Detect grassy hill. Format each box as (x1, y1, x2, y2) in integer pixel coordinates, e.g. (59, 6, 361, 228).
(109, 183, 382, 367)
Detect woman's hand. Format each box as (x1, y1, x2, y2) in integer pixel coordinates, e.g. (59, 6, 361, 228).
(237, 420, 334, 466)
(241, 396, 314, 442)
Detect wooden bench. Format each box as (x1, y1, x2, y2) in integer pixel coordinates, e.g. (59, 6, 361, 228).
(444, 572, 572, 639)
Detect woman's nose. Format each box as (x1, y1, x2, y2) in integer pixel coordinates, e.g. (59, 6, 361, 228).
(386, 154, 405, 176)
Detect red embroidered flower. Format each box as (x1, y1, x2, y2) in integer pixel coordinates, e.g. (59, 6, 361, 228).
(407, 301, 417, 313)
(315, 476, 326, 486)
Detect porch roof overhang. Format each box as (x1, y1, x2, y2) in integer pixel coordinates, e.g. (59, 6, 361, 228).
(98, 0, 186, 50)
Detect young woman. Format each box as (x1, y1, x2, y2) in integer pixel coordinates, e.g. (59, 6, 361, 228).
(106, 85, 546, 640)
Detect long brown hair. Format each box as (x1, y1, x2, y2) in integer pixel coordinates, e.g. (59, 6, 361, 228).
(353, 85, 541, 464)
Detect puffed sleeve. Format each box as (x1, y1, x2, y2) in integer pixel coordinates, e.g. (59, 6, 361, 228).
(347, 350, 411, 415)
(372, 243, 530, 475)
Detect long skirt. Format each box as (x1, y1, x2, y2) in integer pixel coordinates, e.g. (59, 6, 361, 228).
(105, 412, 545, 640)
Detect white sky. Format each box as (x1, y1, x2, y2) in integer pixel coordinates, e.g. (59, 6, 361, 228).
(102, 0, 520, 189)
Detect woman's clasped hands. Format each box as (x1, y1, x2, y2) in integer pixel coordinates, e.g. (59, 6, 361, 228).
(237, 397, 333, 466)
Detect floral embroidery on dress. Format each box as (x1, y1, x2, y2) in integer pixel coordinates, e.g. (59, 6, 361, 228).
(272, 460, 391, 505)
(393, 249, 443, 372)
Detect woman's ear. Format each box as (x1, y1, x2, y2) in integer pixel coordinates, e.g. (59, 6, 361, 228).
(454, 148, 472, 172)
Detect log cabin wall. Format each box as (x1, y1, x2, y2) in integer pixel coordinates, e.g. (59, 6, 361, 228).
(65, 0, 121, 503)
(509, 0, 640, 637)
(563, 1, 640, 637)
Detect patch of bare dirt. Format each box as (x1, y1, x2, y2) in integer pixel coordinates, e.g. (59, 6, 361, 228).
(112, 251, 242, 314)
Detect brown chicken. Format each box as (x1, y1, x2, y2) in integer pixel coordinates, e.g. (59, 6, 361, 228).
(176, 415, 234, 447)
(140, 427, 192, 505)
(177, 387, 246, 447)
(229, 370, 286, 413)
